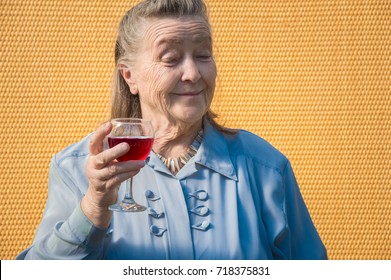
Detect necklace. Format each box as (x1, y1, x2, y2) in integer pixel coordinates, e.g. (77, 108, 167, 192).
(155, 129, 203, 174)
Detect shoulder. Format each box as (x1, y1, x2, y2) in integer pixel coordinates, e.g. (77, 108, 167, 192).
(53, 133, 93, 167)
(48, 133, 93, 191)
(224, 129, 289, 174)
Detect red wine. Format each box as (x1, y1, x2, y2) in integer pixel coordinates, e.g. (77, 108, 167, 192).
(108, 136, 154, 161)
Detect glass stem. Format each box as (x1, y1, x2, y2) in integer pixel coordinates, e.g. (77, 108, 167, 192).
(122, 177, 135, 204)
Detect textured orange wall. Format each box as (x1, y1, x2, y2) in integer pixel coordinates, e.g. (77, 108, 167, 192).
(1, 0, 390, 259)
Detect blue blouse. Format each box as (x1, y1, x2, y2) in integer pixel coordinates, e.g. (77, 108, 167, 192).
(17, 119, 327, 260)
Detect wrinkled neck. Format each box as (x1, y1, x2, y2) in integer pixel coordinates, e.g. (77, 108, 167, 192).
(152, 118, 202, 158)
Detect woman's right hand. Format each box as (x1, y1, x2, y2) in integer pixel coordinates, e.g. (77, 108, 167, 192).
(81, 122, 145, 229)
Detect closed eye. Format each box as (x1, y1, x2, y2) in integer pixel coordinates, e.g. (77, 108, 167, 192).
(196, 54, 212, 61)
(161, 54, 180, 66)
(162, 57, 179, 64)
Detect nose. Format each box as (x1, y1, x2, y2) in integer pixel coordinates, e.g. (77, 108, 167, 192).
(181, 56, 201, 83)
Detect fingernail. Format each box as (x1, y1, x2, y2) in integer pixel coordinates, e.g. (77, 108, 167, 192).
(103, 122, 111, 130)
(120, 143, 129, 150)
(134, 160, 145, 167)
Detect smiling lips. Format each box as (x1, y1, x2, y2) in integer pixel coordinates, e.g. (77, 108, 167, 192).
(173, 90, 203, 97)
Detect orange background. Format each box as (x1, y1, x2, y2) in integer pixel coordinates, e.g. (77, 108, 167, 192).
(1, 0, 390, 259)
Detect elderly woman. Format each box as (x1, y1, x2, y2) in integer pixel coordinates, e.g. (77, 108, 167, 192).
(18, 0, 327, 260)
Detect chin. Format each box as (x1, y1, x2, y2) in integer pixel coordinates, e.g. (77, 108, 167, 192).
(172, 109, 206, 126)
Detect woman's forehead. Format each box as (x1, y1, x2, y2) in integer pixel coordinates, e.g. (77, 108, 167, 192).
(143, 16, 212, 46)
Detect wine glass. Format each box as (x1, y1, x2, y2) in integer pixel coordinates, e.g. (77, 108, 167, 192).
(107, 118, 154, 212)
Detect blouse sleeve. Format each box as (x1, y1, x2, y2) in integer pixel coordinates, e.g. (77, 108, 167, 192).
(16, 157, 107, 260)
(274, 161, 328, 259)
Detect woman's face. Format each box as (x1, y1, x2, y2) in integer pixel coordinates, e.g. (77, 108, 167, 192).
(125, 16, 216, 127)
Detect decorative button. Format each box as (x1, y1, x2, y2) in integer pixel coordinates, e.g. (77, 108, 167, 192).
(149, 225, 167, 237)
(105, 228, 114, 236)
(190, 205, 209, 216)
(145, 190, 160, 201)
(147, 207, 165, 219)
(192, 221, 210, 231)
(187, 190, 208, 201)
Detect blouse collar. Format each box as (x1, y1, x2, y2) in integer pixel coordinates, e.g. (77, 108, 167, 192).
(194, 118, 237, 181)
(147, 118, 237, 181)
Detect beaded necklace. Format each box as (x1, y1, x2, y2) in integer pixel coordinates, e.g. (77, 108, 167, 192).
(155, 129, 203, 175)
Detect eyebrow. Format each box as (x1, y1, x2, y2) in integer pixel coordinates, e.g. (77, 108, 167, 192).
(156, 37, 183, 46)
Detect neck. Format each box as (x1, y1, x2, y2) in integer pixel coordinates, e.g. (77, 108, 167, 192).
(151, 119, 203, 158)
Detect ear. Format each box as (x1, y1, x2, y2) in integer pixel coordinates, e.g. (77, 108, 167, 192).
(119, 64, 138, 95)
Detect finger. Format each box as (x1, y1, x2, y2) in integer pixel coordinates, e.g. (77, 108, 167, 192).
(105, 168, 143, 191)
(99, 160, 145, 180)
(92, 142, 130, 169)
(89, 122, 112, 156)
